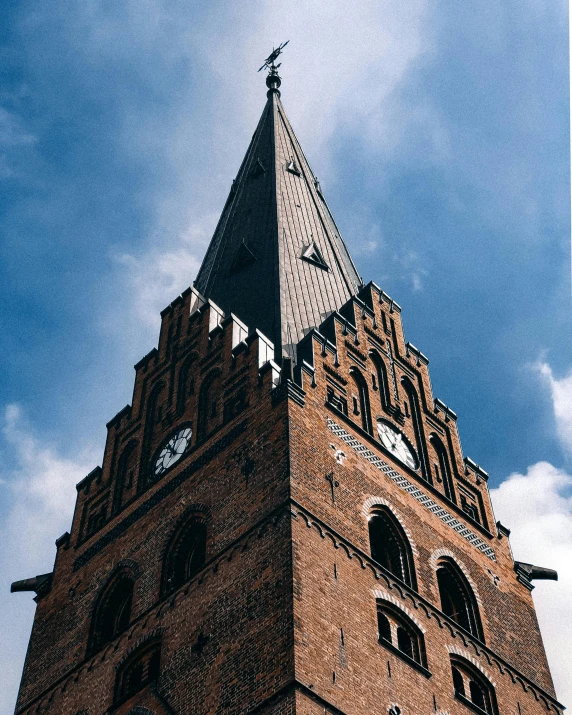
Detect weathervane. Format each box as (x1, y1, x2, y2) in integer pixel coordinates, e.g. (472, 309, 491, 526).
(258, 41, 289, 73)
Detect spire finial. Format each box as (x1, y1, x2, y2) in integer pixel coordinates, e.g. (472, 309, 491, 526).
(258, 41, 289, 98)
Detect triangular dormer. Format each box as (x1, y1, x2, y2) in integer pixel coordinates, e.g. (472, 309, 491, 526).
(301, 242, 329, 271)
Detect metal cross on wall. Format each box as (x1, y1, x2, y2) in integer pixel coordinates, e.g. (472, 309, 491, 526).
(325, 472, 340, 503)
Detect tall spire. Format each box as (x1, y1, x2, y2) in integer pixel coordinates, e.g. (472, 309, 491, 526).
(194, 63, 362, 358)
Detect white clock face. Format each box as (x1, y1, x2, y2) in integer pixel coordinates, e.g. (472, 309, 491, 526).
(376, 420, 418, 470)
(155, 426, 192, 477)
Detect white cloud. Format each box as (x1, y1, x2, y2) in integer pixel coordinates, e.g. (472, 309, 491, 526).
(491, 462, 572, 708)
(0, 405, 99, 715)
(491, 360, 572, 707)
(536, 362, 572, 455)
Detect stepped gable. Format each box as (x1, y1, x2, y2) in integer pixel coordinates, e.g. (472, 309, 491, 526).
(194, 71, 362, 359)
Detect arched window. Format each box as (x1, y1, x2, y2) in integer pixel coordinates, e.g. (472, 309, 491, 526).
(161, 515, 207, 596)
(377, 601, 426, 669)
(198, 370, 222, 440)
(369, 350, 392, 414)
(401, 377, 431, 483)
(113, 441, 138, 513)
(349, 367, 372, 434)
(89, 571, 135, 654)
(368, 508, 416, 589)
(114, 639, 161, 705)
(430, 434, 456, 503)
(450, 657, 498, 714)
(436, 559, 483, 640)
(176, 352, 197, 415)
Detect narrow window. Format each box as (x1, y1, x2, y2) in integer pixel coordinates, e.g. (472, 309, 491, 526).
(113, 441, 138, 513)
(140, 381, 167, 491)
(198, 370, 222, 440)
(162, 515, 207, 596)
(437, 559, 483, 640)
(349, 367, 372, 434)
(176, 352, 197, 415)
(430, 434, 456, 503)
(89, 572, 135, 654)
(369, 350, 392, 414)
(368, 508, 416, 589)
(452, 665, 465, 695)
(376, 601, 427, 670)
(114, 639, 161, 704)
(401, 377, 431, 483)
(378, 611, 391, 642)
(450, 657, 498, 714)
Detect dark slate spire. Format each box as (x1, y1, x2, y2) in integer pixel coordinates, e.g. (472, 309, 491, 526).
(194, 69, 362, 358)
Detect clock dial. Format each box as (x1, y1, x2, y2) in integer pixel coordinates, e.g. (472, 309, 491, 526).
(376, 420, 418, 470)
(155, 426, 192, 477)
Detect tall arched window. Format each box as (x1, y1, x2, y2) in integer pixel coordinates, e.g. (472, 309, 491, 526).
(349, 367, 372, 434)
(436, 559, 483, 640)
(89, 570, 135, 654)
(401, 377, 431, 483)
(114, 639, 161, 705)
(176, 352, 197, 415)
(430, 434, 456, 503)
(368, 508, 416, 589)
(162, 514, 207, 596)
(113, 440, 138, 513)
(450, 657, 498, 714)
(377, 601, 427, 669)
(369, 350, 392, 414)
(198, 370, 222, 440)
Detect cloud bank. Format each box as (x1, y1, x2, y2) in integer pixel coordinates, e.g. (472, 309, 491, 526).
(491, 364, 572, 707)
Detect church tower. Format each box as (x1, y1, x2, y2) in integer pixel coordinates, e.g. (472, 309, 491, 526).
(12, 61, 563, 715)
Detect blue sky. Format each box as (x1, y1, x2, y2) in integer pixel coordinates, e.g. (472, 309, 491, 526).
(0, 1, 570, 711)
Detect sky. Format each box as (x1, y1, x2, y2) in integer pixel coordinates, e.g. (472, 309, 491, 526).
(0, 0, 569, 712)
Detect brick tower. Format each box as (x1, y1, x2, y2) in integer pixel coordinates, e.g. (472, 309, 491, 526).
(12, 62, 563, 715)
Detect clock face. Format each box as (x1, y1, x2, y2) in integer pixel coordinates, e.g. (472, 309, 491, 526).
(154, 426, 192, 477)
(376, 420, 418, 470)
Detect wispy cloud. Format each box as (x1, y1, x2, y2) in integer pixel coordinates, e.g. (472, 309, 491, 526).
(0, 405, 98, 714)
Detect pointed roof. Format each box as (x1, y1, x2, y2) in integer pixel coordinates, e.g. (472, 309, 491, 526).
(194, 72, 362, 358)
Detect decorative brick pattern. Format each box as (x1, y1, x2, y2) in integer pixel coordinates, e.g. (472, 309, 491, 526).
(328, 418, 496, 561)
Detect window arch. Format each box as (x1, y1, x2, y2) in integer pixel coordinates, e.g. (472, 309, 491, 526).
(161, 513, 207, 596)
(349, 367, 372, 434)
(430, 434, 456, 503)
(369, 350, 392, 413)
(113, 440, 138, 513)
(114, 638, 161, 705)
(437, 559, 483, 640)
(450, 657, 498, 714)
(198, 369, 222, 440)
(368, 508, 416, 589)
(377, 601, 427, 669)
(89, 569, 135, 655)
(400, 377, 430, 483)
